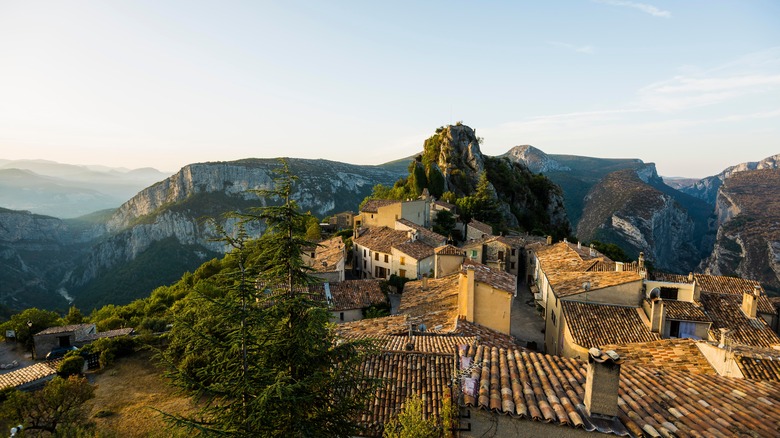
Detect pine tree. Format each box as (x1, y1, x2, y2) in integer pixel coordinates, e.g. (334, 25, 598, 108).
(161, 159, 378, 437)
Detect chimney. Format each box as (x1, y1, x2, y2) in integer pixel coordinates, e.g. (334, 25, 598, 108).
(578, 241, 582, 250)
(688, 272, 694, 283)
(615, 262, 624, 272)
(421, 274, 428, 291)
(589, 244, 596, 257)
(459, 265, 476, 322)
(719, 328, 730, 348)
(650, 298, 664, 333)
(584, 349, 622, 418)
(497, 259, 504, 272)
(742, 287, 758, 319)
(563, 237, 568, 244)
(638, 252, 645, 269)
(546, 235, 552, 245)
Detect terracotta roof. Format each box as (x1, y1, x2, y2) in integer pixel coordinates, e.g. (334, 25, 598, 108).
(467, 219, 493, 235)
(653, 272, 775, 314)
(359, 350, 455, 434)
(34, 323, 94, 337)
(546, 270, 642, 298)
(663, 300, 710, 322)
(732, 349, 780, 382)
(600, 339, 716, 375)
(435, 244, 463, 256)
(432, 199, 455, 210)
(562, 301, 661, 348)
(462, 259, 516, 293)
(311, 280, 385, 311)
(335, 315, 410, 338)
(454, 318, 519, 350)
(0, 361, 60, 390)
(395, 218, 446, 247)
(78, 327, 134, 343)
(457, 344, 780, 438)
(308, 236, 345, 273)
(344, 333, 477, 353)
(700, 292, 780, 348)
(399, 275, 460, 331)
(354, 227, 409, 254)
(533, 242, 610, 275)
(361, 199, 398, 213)
(393, 241, 435, 261)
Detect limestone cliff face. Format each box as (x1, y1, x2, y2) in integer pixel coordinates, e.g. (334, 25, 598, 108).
(432, 124, 485, 195)
(681, 153, 780, 204)
(703, 169, 780, 293)
(502, 145, 571, 173)
(576, 166, 706, 272)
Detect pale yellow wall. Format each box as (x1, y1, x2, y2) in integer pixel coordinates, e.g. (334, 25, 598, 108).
(696, 342, 745, 378)
(644, 280, 697, 302)
(561, 322, 591, 360)
(543, 290, 562, 355)
(391, 247, 419, 280)
(330, 308, 364, 324)
(472, 282, 513, 335)
(435, 254, 463, 278)
(399, 199, 429, 227)
(563, 281, 644, 307)
(458, 271, 474, 322)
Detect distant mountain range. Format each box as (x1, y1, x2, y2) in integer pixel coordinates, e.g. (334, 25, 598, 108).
(1, 137, 777, 313)
(0, 159, 170, 218)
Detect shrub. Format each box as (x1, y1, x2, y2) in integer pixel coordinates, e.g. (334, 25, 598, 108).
(57, 355, 86, 378)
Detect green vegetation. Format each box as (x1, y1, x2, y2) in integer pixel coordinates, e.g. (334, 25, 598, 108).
(432, 209, 458, 240)
(160, 160, 379, 436)
(0, 376, 95, 435)
(590, 240, 631, 263)
(383, 394, 454, 438)
(57, 355, 86, 378)
(0, 308, 62, 351)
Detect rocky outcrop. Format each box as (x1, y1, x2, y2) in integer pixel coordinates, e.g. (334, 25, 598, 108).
(703, 169, 780, 293)
(502, 145, 570, 173)
(680, 154, 780, 204)
(576, 166, 707, 272)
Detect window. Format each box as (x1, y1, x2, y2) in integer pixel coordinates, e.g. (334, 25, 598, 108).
(400, 256, 406, 265)
(375, 253, 379, 261)
(511, 249, 516, 256)
(340, 312, 344, 321)
(363, 249, 366, 257)
(399, 269, 406, 278)
(470, 250, 477, 259)
(510, 262, 516, 270)
(384, 254, 389, 263)
(363, 261, 366, 269)
(551, 311, 556, 326)
(660, 287, 679, 300)
(498, 250, 504, 260)
(669, 320, 697, 338)
(669, 320, 680, 337)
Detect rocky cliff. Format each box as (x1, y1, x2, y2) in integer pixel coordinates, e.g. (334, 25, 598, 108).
(575, 166, 712, 273)
(679, 154, 780, 204)
(703, 169, 780, 294)
(502, 145, 571, 173)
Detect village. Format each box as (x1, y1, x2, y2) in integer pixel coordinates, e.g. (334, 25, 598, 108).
(3, 191, 780, 437)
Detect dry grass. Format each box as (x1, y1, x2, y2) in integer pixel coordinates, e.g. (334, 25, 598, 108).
(85, 351, 198, 437)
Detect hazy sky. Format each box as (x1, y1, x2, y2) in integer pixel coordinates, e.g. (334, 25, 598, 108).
(1, 1, 778, 177)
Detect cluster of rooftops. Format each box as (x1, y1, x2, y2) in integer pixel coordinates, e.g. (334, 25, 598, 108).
(317, 197, 780, 436)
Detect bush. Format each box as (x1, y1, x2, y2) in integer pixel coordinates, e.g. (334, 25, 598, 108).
(80, 336, 138, 368)
(57, 355, 86, 378)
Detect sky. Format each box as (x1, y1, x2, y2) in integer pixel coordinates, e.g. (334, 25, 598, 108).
(0, 1, 778, 178)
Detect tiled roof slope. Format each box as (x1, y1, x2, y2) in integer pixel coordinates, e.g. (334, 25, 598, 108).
(663, 300, 710, 322)
(699, 292, 780, 348)
(361, 199, 398, 213)
(354, 227, 409, 254)
(600, 339, 716, 375)
(34, 323, 93, 336)
(562, 301, 661, 348)
(467, 219, 493, 235)
(393, 241, 435, 261)
(343, 334, 478, 353)
(458, 344, 780, 437)
(546, 270, 642, 298)
(534, 242, 599, 273)
(359, 351, 455, 435)
(395, 218, 446, 246)
(309, 236, 345, 272)
(653, 272, 775, 314)
(335, 315, 410, 338)
(737, 355, 780, 382)
(0, 361, 59, 390)
(399, 275, 459, 331)
(311, 280, 385, 311)
(434, 244, 463, 256)
(462, 259, 516, 293)
(78, 327, 134, 343)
